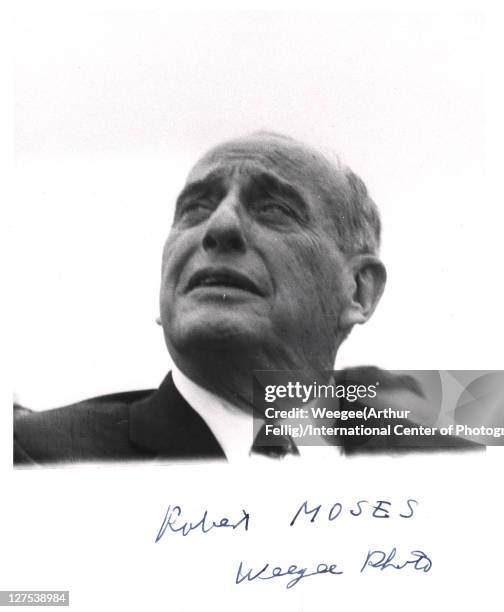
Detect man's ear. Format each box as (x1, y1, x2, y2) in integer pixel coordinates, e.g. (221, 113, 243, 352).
(339, 254, 387, 331)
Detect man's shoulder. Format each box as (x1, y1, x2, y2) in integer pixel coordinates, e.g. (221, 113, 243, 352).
(337, 368, 484, 455)
(13, 389, 156, 465)
(14, 372, 226, 466)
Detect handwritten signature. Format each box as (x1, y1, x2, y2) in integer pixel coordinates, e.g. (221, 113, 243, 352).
(155, 498, 419, 542)
(289, 498, 419, 525)
(236, 560, 343, 589)
(236, 548, 432, 588)
(154, 502, 432, 588)
(155, 505, 250, 542)
(360, 547, 432, 573)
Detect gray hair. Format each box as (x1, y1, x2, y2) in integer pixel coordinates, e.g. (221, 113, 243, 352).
(254, 131, 382, 255)
(337, 165, 381, 255)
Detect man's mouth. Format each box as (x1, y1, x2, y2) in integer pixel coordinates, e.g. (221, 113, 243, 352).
(186, 268, 264, 296)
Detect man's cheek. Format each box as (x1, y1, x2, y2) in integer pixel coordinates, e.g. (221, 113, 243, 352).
(284, 239, 331, 285)
(285, 241, 343, 320)
(161, 230, 183, 264)
(161, 231, 196, 279)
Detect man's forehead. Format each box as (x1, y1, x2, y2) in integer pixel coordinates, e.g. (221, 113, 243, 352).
(185, 134, 348, 197)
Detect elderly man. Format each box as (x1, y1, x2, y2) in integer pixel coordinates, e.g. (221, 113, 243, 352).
(13, 132, 471, 465)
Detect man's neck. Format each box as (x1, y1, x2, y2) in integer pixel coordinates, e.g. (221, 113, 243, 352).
(172, 347, 337, 414)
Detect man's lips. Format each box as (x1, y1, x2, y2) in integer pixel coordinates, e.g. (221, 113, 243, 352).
(185, 267, 264, 296)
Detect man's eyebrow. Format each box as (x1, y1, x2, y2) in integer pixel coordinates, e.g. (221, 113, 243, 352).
(244, 171, 309, 216)
(175, 172, 226, 208)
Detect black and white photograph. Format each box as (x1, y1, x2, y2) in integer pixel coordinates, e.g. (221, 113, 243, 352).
(4, 1, 503, 610)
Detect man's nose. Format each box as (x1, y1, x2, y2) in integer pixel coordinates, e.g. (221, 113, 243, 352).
(202, 193, 247, 253)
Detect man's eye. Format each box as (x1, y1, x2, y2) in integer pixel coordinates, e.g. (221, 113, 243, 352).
(256, 201, 294, 219)
(179, 201, 213, 221)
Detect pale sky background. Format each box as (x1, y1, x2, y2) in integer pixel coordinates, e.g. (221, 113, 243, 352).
(11, 7, 503, 408)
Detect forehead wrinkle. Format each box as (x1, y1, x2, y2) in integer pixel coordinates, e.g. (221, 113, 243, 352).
(184, 164, 236, 188)
(244, 169, 310, 219)
(188, 136, 355, 240)
(197, 142, 322, 182)
(175, 170, 228, 218)
(201, 138, 349, 201)
(190, 158, 314, 225)
(189, 150, 337, 205)
(187, 156, 292, 194)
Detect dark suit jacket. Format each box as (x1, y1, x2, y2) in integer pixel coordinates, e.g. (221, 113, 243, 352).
(14, 371, 479, 466)
(14, 372, 226, 465)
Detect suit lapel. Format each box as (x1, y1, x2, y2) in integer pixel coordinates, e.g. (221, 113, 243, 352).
(128, 372, 226, 460)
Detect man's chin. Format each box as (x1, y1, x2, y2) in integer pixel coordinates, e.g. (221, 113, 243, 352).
(168, 313, 268, 353)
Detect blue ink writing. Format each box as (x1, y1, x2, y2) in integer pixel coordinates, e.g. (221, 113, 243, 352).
(236, 560, 343, 589)
(155, 505, 250, 542)
(372, 500, 392, 518)
(289, 498, 419, 526)
(360, 548, 432, 573)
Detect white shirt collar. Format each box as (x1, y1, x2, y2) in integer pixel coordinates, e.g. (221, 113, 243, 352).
(172, 365, 255, 461)
(172, 365, 342, 462)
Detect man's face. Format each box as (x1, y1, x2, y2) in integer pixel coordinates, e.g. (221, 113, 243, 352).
(160, 135, 356, 370)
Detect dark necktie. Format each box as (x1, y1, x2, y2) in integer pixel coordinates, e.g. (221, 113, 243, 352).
(250, 422, 300, 458)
